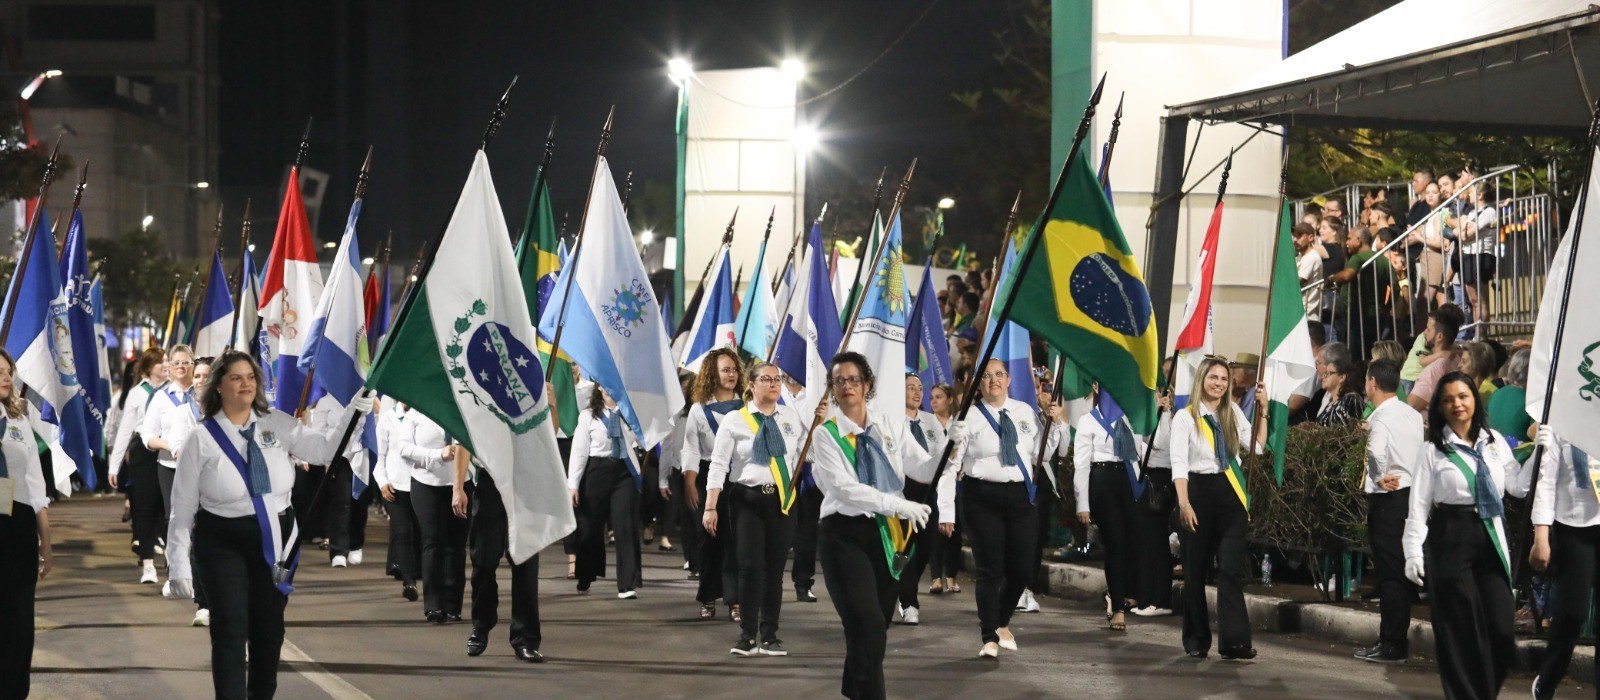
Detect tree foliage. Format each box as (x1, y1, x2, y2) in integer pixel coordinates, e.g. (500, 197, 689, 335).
(90, 228, 193, 332)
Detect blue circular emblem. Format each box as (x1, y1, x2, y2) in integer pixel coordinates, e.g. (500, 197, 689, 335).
(465, 322, 545, 420)
(1069, 253, 1152, 336)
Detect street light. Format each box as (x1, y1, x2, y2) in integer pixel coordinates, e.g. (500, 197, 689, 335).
(793, 124, 819, 153)
(18, 69, 63, 100)
(141, 214, 155, 231)
(640, 228, 655, 246)
(781, 58, 806, 82)
(194, 181, 210, 189)
(938, 197, 956, 210)
(667, 57, 694, 86)
(669, 56, 693, 322)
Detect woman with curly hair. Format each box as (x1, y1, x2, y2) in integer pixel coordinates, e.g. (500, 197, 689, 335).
(680, 347, 746, 620)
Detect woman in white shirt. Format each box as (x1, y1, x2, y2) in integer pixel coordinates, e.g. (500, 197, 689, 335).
(110, 347, 167, 584)
(161, 349, 370, 700)
(936, 358, 1045, 658)
(681, 348, 745, 620)
(1527, 425, 1600, 700)
(374, 398, 419, 601)
(401, 407, 464, 622)
(894, 372, 943, 623)
(0, 350, 53, 700)
(1404, 371, 1519, 700)
(1134, 377, 1176, 617)
(703, 361, 806, 656)
(142, 344, 199, 545)
(567, 386, 644, 598)
(924, 382, 961, 594)
(811, 352, 931, 700)
(1172, 355, 1262, 660)
(1072, 387, 1144, 633)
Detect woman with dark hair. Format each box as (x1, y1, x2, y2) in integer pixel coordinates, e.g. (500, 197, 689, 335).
(162, 350, 372, 700)
(400, 403, 465, 623)
(1315, 352, 1366, 427)
(1403, 371, 1519, 699)
(567, 385, 645, 599)
(0, 349, 53, 699)
(681, 347, 746, 619)
(894, 372, 943, 624)
(1070, 385, 1144, 632)
(811, 352, 932, 699)
(704, 361, 807, 657)
(109, 347, 167, 584)
(142, 344, 199, 557)
(924, 382, 962, 594)
(107, 359, 142, 517)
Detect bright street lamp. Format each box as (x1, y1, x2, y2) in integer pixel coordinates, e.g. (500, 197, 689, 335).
(18, 69, 63, 100)
(667, 57, 694, 86)
(141, 214, 155, 231)
(793, 125, 819, 153)
(194, 181, 210, 189)
(780, 58, 806, 82)
(937, 197, 956, 210)
(640, 228, 655, 246)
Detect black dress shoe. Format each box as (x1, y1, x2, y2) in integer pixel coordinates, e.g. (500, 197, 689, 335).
(403, 585, 419, 602)
(426, 610, 446, 624)
(1353, 643, 1381, 659)
(446, 613, 463, 623)
(1361, 644, 1407, 664)
(1185, 649, 1208, 659)
(796, 586, 817, 603)
(514, 645, 545, 663)
(1219, 646, 1258, 661)
(467, 630, 487, 657)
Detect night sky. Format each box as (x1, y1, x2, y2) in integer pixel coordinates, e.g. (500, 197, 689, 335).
(217, 0, 1023, 257)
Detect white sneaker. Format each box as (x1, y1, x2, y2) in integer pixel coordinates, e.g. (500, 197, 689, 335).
(192, 608, 210, 627)
(331, 555, 348, 568)
(1017, 590, 1041, 613)
(900, 606, 920, 625)
(348, 550, 364, 565)
(1133, 606, 1173, 617)
(683, 561, 691, 570)
(618, 590, 638, 599)
(140, 560, 158, 584)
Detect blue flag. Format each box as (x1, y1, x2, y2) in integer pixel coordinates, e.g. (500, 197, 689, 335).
(299, 198, 367, 404)
(192, 250, 236, 357)
(679, 246, 736, 372)
(735, 233, 777, 359)
(982, 241, 1037, 407)
(906, 261, 953, 411)
(773, 223, 843, 419)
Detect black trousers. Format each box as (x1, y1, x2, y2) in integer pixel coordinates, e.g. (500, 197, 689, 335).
(639, 452, 663, 535)
(126, 441, 163, 560)
(193, 509, 291, 700)
(324, 459, 353, 558)
(291, 465, 327, 542)
(470, 471, 541, 649)
(1181, 473, 1251, 654)
(960, 478, 1037, 643)
(1135, 468, 1174, 609)
(1032, 465, 1057, 591)
(897, 479, 937, 610)
(388, 490, 421, 586)
(1090, 463, 1139, 613)
(1367, 489, 1411, 649)
(730, 483, 796, 642)
(157, 463, 176, 536)
(694, 464, 738, 605)
(671, 469, 700, 571)
(1538, 521, 1600, 697)
(790, 480, 823, 589)
(412, 482, 467, 615)
(929, 511, 963, 579)
(819, 514, 896, 700)
(349, 475, 373, 552)
(1425, 506, 1513, 700)
(558, 437, 579, 557)
(0, 504, 38, 700)
(577, 456, 641, 593)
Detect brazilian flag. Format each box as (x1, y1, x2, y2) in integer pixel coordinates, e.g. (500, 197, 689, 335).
(995, 149, 1160, 433)
(514, 156, 579, 436)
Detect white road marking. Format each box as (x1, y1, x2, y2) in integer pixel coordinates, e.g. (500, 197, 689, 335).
(281, 638, 375, 700)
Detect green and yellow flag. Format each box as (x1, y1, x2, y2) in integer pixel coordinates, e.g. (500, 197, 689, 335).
(514, 154, 579, 435)
(993, 149, 1160, 433)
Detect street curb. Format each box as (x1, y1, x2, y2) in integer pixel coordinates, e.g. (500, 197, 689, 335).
(963, 550, 1594, 683)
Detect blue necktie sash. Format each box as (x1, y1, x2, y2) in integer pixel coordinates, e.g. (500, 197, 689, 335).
(702, 399, 741, 435)
(821, 420, 912, 578)
(910, 418, 929, 452)
(1572, 444, 1598, 502)
(1442, 437, 1510, 579)
(0, 417, 9, 479)
(975, 403, 1035, 504)
(1092, 408, 1145, 501)
(202, 417, 299, 596)
(604, 411, 643, 492)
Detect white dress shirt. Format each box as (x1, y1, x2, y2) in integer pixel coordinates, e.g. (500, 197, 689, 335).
(4, 405, 49, 513)
(373, 399, 410, 491)
(109, 380, 160, 477)
(1365, 397, 1424, 493)
(706, 401, 806, 491)
(398, 410, 454, 488)
(680, 400, 738, 474)
(1402, 427, 1518, 562)
(142, 382, 199, 469)
(166, 407, 356, 581)
(1146, 411, 1174, 470)
(1169, 403, 1253, 481)
(904, 410, 947, 483)
(310, 394, 369, 482)
(935, 397, 1043, 525)
(1072, 410, 1135, 511)
(809, 410, 931, 518)
(1531, 435, 1600, 528)
(659, 412, 688, 490)
(566, 407, 643, 491)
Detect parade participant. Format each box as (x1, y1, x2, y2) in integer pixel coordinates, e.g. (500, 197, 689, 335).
(681, 348, 745, 619)
(1172, 355, 1264, 660)
(161, 350, 372, 700)
(811, 352, 932, 699)
(924, 383, 961, 594)
(1354, 360, 1422, 664)
(0, 350, 53, 700)
(1132, 384, 1175, 617)
(894, 373, 943, 623)
(142, 345, 198, 541)
(568, 386, 645, 598)
(163, 356, 213, 627)
(461, 445, 544, 662)
(704, 361, 807, 656)
(789, 439, 825, 605)
(399, 406, 465, 622)
(1071, 386, 1144, 632)
(1529, 425, 1600, 699)
(306, 393, 369, 567)
(936, 358, 1045, 658)
(1404, 372, 1518, 699)
(373, 398, 419, 601)
(659, 384, 694, 575)
(110, 348, 166, 584)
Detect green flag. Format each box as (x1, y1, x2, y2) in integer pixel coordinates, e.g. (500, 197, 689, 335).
(514, 155, 578, 436)
(1262, 200, 1317, 484)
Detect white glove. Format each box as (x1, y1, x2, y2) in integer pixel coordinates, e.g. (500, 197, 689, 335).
(1404, 557, 1425, 587)
(895, 501, 932, 531)
(163, 578, 195, 600)
(349, 392, 376, 414)
(948, 421, 970, 448)
(1536, 425, 1557, 453)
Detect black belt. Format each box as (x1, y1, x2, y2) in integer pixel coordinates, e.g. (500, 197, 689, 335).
(1433, 503, 1482, 516)
(1091, 461, 1124, 469)
(731, 482, 777, 496)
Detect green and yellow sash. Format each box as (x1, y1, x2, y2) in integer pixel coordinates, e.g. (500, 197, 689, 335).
(1196, 414, 1249, 515)
(1442, 449, 1512, 579)
(740, 407, 797, 514)
(822, 420, 913, 579)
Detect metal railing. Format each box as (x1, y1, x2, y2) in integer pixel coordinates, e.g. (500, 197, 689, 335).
(1300, 164, 1557, 354)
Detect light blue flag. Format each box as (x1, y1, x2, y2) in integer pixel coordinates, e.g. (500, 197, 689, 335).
(299, 199, 368, 404)
(735, 233, 776, 359)
(981, 241, 1037, 407)
(844, 213, 911, 417)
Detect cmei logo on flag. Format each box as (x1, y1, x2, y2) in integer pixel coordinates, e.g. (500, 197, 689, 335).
(602, 279, 653, 337)
(446, 299, 547, 435)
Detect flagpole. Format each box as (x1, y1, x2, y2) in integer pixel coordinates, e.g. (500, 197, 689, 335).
(188, 204, 227, 346)
(228, 198, 255, 349)
(295, 145, 374, 416)
(0, 135, 65, 347)
(773, 203, 827, 295)
(841, 167, 890, 321)
(736, 207, 776, 350)
(1251, 156, 1287, 446)
(515, 117, 558, 253)
(918, 74, 1107, 511)
(787, 159, 918, 490)
(672, 209, 739, 340)
(160, 272, 180, 348)
(544, 106, 616, 369)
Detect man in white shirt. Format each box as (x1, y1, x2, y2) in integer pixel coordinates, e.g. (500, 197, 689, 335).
(1357, 359, 1423, 664)
(1295, 222, 1324, 319)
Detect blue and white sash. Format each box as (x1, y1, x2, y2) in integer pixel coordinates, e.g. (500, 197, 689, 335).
(202, 417, 300, 596)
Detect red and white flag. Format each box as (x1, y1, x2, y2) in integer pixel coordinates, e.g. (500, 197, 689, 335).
(1173, 200, 1223, 406)
(258, 165, 324, 410)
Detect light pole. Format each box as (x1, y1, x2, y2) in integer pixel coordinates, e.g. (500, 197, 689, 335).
(668, 57, 693, 321)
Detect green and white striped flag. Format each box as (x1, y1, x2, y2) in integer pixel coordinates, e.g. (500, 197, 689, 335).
(1263, 200, 1317, 484)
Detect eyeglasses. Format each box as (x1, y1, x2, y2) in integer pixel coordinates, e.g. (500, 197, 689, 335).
(831, 376, 865, 389)
(752, 375, 783, 385)
(170, 361, 195, 367)
(980, 371, 1008, 380)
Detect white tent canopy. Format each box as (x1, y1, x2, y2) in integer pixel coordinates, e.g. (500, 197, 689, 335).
(1168, 0, 1600, 135)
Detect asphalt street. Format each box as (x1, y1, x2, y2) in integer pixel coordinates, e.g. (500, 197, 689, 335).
(26, 496, 1574, 699)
